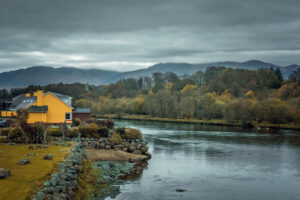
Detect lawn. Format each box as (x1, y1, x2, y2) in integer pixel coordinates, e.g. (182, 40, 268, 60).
(0, 144, 72, 200)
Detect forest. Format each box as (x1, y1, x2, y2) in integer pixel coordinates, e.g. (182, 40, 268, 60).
(1, 67, 300, 126)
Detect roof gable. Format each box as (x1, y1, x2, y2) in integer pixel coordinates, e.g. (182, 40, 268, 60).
(44, 92, 73, 109)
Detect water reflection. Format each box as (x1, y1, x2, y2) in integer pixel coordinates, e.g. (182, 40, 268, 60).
(111, 120, 300, 200)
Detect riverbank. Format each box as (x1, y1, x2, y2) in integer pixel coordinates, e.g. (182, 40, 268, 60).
(85, 148, 149, 162)
(96, 114, 300, 130)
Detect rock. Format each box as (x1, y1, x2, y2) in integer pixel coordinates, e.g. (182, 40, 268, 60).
(99, 142, 105, 149)
(105, 145, 111, 150)
(128, 146, 136, 152)
(27, 153, 36, 157)
(90, 141, 97, 148)
(42, 145, 49, 149)
(44, 154, 53, 160)
(133, 150, 142, 155)
(113, 144, 124, 149)
(43, 181, 52, 187)
(137, 144, 142, 149)
(175, 188, 187, 192)
(145, 152, 152, 157)
(18, 158, 30, 165)
(121, 147, 128, 152)
(141, 146, 148, 153)
(123, 142, 130, 147)
(0, 168, 11, 179)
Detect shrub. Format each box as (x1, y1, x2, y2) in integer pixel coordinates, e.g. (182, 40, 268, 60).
(79, 125, 99, 138)
(109, 133, 123, 145)
(47, 128, 62, 137)
(0, 136, 8, 143)
(86, 118, 106, 126)
(98, 126, 109, 137)
(8, 127, 25, 143)
(115, 127, 125, 135)
(66, 127, 80, 137)
(0, 128, 10, 136)
(105, 118, 114, 129)
(73, 118, 81, 126)
(31, 123, 48, 143)
(90, 123, 99, 128)
(124, 128, 142, 140)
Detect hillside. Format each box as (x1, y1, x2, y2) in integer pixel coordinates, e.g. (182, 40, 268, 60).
(0, 66, 120, 88)
(0, 60, 299, 88)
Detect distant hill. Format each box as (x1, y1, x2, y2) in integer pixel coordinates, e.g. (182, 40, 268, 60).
(0, 60, 299, 88)
(110, 60, 298, 82)
(0, 66, 120, 89)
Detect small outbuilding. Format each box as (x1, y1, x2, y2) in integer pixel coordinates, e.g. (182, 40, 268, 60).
(72, 108, 91, 122)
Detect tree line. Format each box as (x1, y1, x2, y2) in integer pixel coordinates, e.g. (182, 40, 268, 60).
(1, 66, 300, 125)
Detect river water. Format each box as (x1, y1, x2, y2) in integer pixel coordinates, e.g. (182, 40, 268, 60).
(105, 120, 300, 200)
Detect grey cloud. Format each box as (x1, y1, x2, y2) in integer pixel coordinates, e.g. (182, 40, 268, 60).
(0, 0, 300, 72)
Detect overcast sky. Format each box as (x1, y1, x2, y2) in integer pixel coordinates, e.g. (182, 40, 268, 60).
(0, 0, 300, 72)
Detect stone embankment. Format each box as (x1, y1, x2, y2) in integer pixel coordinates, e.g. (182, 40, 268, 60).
(32, 143, 85, 200)
(82, 137, 152, 157)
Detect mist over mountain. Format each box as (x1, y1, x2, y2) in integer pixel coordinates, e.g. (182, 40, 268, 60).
(0, 60, 299, 88)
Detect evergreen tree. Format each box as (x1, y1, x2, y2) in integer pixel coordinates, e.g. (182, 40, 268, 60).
(275, 68, 283, 82)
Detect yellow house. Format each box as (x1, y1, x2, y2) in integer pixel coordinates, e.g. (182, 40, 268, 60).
(1, 90, 73, 124)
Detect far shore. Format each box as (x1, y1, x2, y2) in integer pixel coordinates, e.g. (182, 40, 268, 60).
(95, 114, 300, 131)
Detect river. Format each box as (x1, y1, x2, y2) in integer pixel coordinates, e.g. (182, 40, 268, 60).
(104, 120, 300, 200)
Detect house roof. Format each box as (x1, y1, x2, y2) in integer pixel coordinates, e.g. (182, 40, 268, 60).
(10, 94, 36, 110)
(73, 108, 91, 114)
(28, 105, 48, 113)
(50, 92, 72, 108)
(6, 92, 72, 111)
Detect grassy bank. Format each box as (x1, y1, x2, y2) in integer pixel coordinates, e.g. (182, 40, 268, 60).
(0, 144, 72, 200)
(96, 114, 300, 130)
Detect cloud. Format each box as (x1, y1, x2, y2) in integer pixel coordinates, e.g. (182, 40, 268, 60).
(0, 0, 300, 72)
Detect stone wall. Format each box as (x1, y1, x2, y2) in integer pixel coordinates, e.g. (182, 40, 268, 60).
(82, 137, 151, 157)
(32, 143, 85, 200)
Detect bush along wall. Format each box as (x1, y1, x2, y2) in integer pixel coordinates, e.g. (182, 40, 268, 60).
(32, 143, 86, 200)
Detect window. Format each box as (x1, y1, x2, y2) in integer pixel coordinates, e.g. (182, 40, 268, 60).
(65, 113, 71, 120)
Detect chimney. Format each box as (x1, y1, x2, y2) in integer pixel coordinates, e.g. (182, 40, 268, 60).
(33, 90, 43, 106)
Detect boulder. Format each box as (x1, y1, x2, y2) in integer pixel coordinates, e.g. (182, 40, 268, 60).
(121, 147, 128, 152)
(90, 141, 97, 148)
(113, 144, 124, 149)
(133, 150, 142, 155)
(42, 145, 49, 149)
(27, 153, 36, 157)
(145, 152, 152, 157)
(175, 188, 187, 192)
(137, 144, 142, 149)
(123, 142, 130, 147)
(128, 146, 136, 152)
(141, 146, 148, 153)
(18, 158, 30, 165)
(0, 168, 11, 179)
(44, 154, 53, 160)
(105, 145, 111, 150)
(99, 142, 105, 149)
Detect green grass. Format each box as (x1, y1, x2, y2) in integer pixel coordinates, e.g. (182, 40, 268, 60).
(0, 144, 72, 200)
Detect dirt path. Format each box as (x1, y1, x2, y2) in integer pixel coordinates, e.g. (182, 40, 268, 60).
(85, 148, 149, 162)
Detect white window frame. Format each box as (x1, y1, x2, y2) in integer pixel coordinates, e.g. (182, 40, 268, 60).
(65, 112, 72, 120)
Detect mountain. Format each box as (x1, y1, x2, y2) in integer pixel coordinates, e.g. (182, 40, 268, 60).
(0, 66, 120, 89)
(110, 60, 298, 82)
(0, 60, 299, 88)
